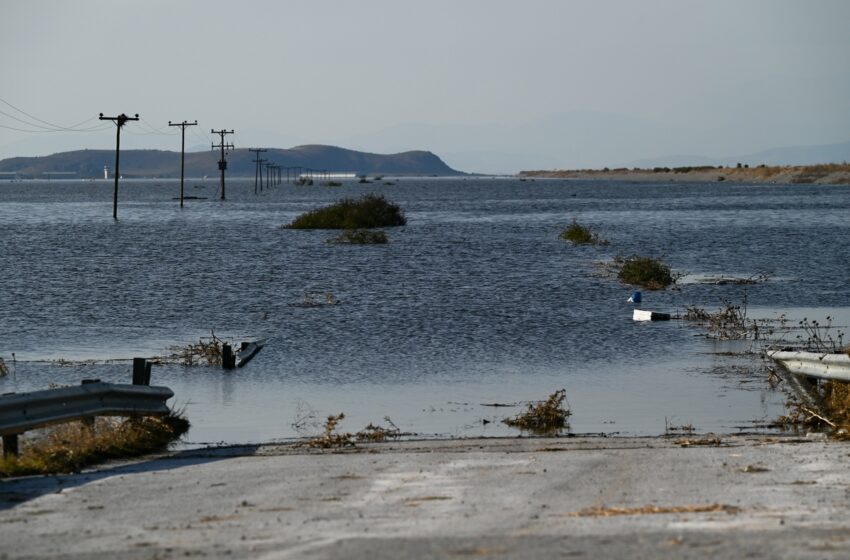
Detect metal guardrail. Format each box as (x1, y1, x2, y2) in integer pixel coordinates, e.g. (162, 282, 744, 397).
(0, 381, 174, 437)
(770, 350, 850, 382)
(1, 358, 174, 456)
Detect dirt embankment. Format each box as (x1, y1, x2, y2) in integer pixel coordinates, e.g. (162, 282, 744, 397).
(520, 163, 850, 185)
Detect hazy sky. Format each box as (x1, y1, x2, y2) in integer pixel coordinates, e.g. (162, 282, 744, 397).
(2, 0, 849, 171)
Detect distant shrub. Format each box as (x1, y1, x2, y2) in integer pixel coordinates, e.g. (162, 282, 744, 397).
(617, 256, 673, 290)
(559, 219, 607, 245)
(327, 229, 388, 244)
(284, 194, 406, 229)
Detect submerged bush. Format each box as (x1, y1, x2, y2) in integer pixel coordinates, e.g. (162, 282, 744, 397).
(503, 389, 571, 435)
(617, 256, 673, 290)
(559, 219, 607, 245)
(327, 229, 388, 244)
(284, 194, 406, 229)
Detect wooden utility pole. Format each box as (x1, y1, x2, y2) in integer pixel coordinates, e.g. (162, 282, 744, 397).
(211, 128, 235, 200)
(249, 148, 267, 195)
(168, 120, 198, 208)
(99, 112, 139, 219)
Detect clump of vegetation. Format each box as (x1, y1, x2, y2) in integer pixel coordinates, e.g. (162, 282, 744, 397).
(325, 181, 343, 187)
(166, 332, 227, 366)
(284, 194, 406, 230)
(772, 380, 850, 439)
(356, 416, 402, 442)
(0, 357, 7, 376)
(503, 389, 571, 435)
(327, 229, 388, 244)
(308, 413, 355, 448)
(617, 256, 673, 290)
(0, 411, 190, 477)
(559, 219, 608, 245)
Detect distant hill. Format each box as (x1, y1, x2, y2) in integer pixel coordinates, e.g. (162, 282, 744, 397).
(628, 140, 850, 169)
(0, 144, 462, 178)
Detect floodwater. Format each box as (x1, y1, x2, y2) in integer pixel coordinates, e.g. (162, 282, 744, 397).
(1, 177, 848, 445)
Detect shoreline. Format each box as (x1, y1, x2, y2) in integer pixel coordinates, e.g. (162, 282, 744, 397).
(519, 164, 850, 185)
(2, 434, 849, 558)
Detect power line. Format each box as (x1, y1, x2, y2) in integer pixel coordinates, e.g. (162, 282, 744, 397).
(0, 96, 111, 132)
(0, 113, 110, 133)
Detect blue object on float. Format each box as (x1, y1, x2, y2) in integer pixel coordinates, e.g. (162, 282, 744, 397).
(627, 291, 642, 303)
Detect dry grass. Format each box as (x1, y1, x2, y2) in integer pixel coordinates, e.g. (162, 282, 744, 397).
(163, 332, 226, 366)
(356, 417, 402, 442)
(503, 389, 571, 435)
(308, 413, 355, 448)
(0, 411, 190, 477)
(566, 503, 740, 517)
(773, 379, 850, 439)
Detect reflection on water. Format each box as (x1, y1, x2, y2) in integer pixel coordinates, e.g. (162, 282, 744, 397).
(1, 178, 849, 443)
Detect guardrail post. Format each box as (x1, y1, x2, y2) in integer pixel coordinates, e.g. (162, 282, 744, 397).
(2, 434, 19, 457)
(222, 344, 235, 370)
(133, 358, 151, 386)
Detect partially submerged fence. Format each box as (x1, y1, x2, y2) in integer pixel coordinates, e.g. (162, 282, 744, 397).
(0, 358, 173, 457)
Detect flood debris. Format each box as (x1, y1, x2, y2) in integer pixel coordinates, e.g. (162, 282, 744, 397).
(163, 332, 228, 366)
(772, 379, 850, 439)
(675, 436, 723, 447)
(503, 389, 571, 435)
(355, 416, 402, 442)
(288, 293, 341, 308)
(308, 413, 355, 448)
(566, 503, 740, 517)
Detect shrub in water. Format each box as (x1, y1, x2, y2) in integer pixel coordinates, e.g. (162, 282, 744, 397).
(617, 256, 673, 290)
(284, 194, 406, 229)
(559, 219, 607, 245)
(503, 389, 571, 435)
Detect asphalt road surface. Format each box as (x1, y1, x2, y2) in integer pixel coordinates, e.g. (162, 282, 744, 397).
(1, 435, 849, 559)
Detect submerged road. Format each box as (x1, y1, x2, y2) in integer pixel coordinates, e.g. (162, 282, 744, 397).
(1, 435, 849, 559)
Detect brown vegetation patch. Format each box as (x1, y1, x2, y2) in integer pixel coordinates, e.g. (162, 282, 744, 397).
(566, 503, 740, 517)
(503, 389, 571, 435)
(0, 411, 190, 476)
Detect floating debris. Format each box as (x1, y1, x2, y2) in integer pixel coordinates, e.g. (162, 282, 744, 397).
(288, 293, 341, 308)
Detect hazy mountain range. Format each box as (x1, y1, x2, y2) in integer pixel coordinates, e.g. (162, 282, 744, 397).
(1, 111, 848, 175)
(0, 145, 461, 178)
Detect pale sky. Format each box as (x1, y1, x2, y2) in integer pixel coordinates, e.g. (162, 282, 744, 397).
(2, 0, 849, 172)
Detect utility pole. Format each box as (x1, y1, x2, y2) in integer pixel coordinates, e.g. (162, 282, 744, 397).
(99, 112, 139, 220)
(168, 120, 198, 208)
(249, 148, 267, 195)
(211, 128, 235, 200)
